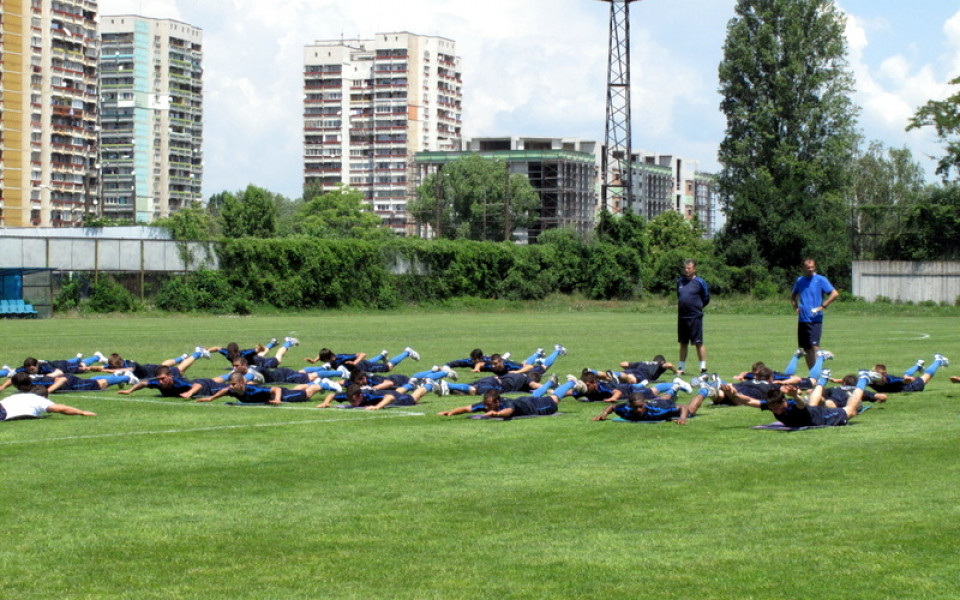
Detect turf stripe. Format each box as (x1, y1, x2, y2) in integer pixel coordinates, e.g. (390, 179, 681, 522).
(0, 411, 425, 446)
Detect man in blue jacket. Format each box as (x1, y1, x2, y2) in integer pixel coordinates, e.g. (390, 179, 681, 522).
(677, 259, 709, 375)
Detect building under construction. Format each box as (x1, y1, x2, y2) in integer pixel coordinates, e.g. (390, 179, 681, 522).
(413, 136, 597, 241)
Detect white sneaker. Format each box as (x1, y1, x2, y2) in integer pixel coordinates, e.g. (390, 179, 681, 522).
(858, 369, 881, 382)
(284, 337, 300, 347)
(935, 353, 950, 367)
(793, 348, 805, 357)
(437, 380, 450, 396)
(554, 344, 567, 356)
(76, 352, 83, 359)
(93, 351, 107, 364)
(196, 346, 211, 359)
(502, 352, 512, 360)
(122, 371, 140, 386)
(441, 365, 458, 380)
(820, 369, 831, 380)
(535, 347, 544, 358)
(405, 347, 420, 361)
(320, 378, 342, 393)
(565, 375, 587, 394)
(337, 365, 351, 379)
(816, 349, 834, 360)
(915, 359, 925, 368)
(673, 377, 693, 394)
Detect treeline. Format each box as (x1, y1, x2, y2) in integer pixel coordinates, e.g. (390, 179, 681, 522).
(59, 210, 780, 314)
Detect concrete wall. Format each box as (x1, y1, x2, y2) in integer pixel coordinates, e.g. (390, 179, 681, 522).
(0, 237, 217, 272)
(852, 261, 960, 304)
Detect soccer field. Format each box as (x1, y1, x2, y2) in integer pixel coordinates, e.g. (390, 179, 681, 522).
(2, 310, 958, 599)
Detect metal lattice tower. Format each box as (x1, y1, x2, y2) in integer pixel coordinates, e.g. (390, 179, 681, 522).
(598, 0, 639, 220)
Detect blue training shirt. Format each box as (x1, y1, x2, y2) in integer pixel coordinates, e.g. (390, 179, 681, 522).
(792, 274, 835, 323)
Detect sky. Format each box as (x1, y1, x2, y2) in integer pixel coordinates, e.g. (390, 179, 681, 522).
(98, 0, 960, 200)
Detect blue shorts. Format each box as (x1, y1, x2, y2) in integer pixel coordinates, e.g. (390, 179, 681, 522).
(678, 317, 704, 345)
(797, 322, 823, 349)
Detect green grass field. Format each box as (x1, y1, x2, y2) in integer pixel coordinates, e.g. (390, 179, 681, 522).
(2, 309, 959, 599)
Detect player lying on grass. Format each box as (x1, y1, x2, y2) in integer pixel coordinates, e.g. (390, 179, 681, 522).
(597, 354, 678, 384)
(1, 388, 95, 421)
(858, 353, 949, 394)
(196, 372, 339, 404)
(732, 373, 871, 428)
(303, 346, 420, 373)
(319, 382, 429, 410)
(0, 353, 110, 391)
(99, 347, 210, 379)
(206, 337, 299, 369)
(567, 371, 693, 403)
(713, 366, 786, 406)
(469, 345, 566, 376)
(731, 348, 833, 388)
(807, 370, 886, 407)
(436, 376, 577, 417)
(444, 348, 513, 371)
(591, 387, 706, 425)
(343, 366, 453, 396)
(12, 370, 140, 394)
(116, 365, 227, 399)
(433, 364, 559, 397)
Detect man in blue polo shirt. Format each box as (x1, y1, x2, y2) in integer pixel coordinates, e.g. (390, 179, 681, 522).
(790, 258, 839, 369)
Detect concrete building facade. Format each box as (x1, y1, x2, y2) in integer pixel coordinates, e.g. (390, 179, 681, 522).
(0, 0, 99, 227)
(303, 32, 462, 233)
(99, 15, 203, 222)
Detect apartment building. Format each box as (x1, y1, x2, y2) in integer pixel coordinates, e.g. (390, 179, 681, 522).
(99, 15, 202, 222)
(304, 32, 462, 233)
(0, 0, 99, 227)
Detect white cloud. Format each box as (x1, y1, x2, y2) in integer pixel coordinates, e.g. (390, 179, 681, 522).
(95, 1, 960, 195)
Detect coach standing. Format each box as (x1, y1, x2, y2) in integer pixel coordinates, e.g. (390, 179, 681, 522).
(791, 258, 839, 369)
(677, 259, 709, 376)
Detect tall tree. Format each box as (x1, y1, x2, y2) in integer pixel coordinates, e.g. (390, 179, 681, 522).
(411, 155, 540, 242)
(296, 184, 390, 240)
(716, 0, 858, 278)
(908, 75, 960, 182)
(219, 185, 278, 238)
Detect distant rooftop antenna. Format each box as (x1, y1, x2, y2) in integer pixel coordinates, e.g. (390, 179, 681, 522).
(597, 0, 639, 224)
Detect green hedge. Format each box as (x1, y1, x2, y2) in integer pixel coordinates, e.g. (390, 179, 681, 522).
(175, 236, 646, 311)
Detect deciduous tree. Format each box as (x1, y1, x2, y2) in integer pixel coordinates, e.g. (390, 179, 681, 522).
(412, 155, 540, 242)
(908, 75, 960, 182)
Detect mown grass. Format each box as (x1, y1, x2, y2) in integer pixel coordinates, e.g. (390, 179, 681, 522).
(1, 307, 958, 599)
